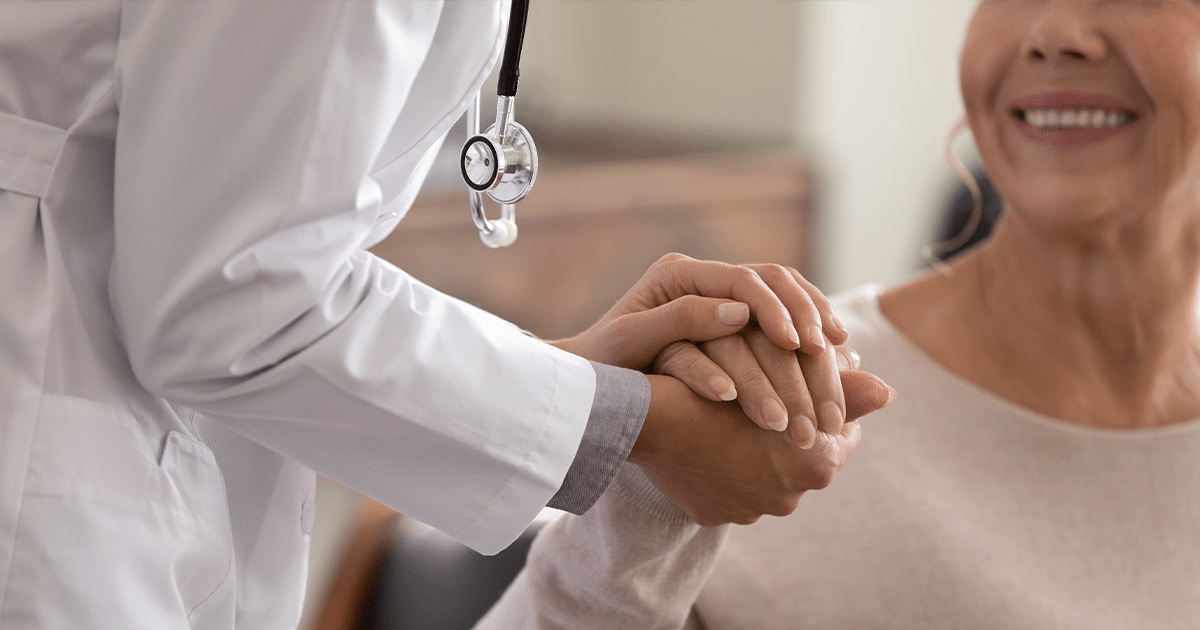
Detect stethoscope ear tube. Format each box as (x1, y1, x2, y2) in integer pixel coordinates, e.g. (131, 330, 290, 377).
(497, 0, 529, 98)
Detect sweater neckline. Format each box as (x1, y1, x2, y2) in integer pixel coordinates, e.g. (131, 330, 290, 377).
(843, 283, 1200, 442)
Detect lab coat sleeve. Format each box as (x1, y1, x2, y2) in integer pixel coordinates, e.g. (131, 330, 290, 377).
(108, 1, 594, 554)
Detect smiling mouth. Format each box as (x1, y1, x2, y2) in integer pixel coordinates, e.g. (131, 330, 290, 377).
(1013, 108, 1136, 129)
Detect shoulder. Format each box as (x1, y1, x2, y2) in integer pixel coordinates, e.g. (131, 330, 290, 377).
(827, 284, 914, 374)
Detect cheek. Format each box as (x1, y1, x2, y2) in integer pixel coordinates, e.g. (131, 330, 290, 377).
(957, 18, 1018, 190)
(1130, 29, 1200, 190)
(958, 22, 995, 117)
(958, 9, 1020, 137)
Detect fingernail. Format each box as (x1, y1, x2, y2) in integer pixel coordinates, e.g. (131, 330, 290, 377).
(808, 325, 825, 351)
(848, 348, 861, 367)
(817, 401, 842, 434)
(832, 314, 847, 334)
(885, 386, 898, 404)
(709, 375, 738, 401)
(761, 399, 788, 431)
(798, 415, 816, 449)
(718, 302, 750, 326)
(786, 324, 801, 347)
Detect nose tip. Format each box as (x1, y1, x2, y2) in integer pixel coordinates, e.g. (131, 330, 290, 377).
(1024, 4, 1107, 63)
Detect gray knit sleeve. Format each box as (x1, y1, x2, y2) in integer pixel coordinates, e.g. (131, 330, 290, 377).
(546, 361, 649, 514)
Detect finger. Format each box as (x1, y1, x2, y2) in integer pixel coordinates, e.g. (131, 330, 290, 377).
(786, 267, 850, 347)
(655, 341, 738, 402)
(741, 329, 818, 446)
(746, 263, 828, 356)
(588, 295, 752, 369)
(840, 370, 897, 421)
(638, 254, 803, 353)
(700, 335, 790, 432)
(796, 331, 846, 438)
(834, 345, 861, 372)
(835, 412, 863, 453)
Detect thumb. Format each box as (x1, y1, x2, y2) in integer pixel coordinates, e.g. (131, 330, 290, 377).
(597, 296, 750, 369)
(840, 370, 897, 421)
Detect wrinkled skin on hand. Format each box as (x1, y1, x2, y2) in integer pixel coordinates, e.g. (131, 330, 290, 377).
(550, 252, 894, 525)
(630, 375, 873, 526)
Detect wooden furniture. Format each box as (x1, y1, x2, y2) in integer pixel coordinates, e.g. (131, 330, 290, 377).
(311, 500, 398, 630)
(311, 502, 547, 630)
(370, 151, 813, 340)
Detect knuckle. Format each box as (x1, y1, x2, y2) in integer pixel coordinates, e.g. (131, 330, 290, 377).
(673, 294, 708, 330)
(730, 265, 763, 287)
(769, 495, 803, 517)
(700, 334, 747, 363)
(834, 347, 854, 371)
(760, 263, 789, 279)
(653, 340, 689, 373)
(655, 252, 691, 268)
(774, 382, 808, 403)
(734, 369, 774, 392)
(670, 347, 708, 376)
(810, 471, 835, 491)
(810, 456, 841, 490)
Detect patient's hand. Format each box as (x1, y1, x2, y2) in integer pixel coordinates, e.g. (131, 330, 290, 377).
(631, 374, 874, 526)
(657, 327, 891, 448)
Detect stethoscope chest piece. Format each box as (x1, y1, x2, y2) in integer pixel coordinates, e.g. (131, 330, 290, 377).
(461, 0, 534, 248)
(461, 119, 538, 205)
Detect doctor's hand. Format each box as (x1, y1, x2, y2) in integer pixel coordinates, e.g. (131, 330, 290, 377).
(630, 374, 881, 526)
(550, 253, 847, 387)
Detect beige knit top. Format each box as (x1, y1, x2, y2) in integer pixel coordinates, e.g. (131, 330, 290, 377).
(477, 285, 1200, 630)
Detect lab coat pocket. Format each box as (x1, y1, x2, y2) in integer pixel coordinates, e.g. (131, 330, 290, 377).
(7, 397, 235, 629)
(158, 430, 238, 626)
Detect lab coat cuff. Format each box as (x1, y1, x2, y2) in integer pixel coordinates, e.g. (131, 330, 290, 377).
(547, 362, 649, 515)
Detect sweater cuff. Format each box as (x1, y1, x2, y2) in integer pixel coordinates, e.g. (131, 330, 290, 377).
(547, 362, 649, 514)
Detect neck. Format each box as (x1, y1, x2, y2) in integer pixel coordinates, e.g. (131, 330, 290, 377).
(888, 213, 1200, 428)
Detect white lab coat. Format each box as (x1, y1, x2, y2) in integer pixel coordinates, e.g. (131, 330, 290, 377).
(0, 2, 596, 628)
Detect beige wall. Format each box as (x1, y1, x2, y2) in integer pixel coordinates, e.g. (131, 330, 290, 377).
(517, 0, 977, 291)
(794, 0, 978, 292)
(520, 0, 802, 144)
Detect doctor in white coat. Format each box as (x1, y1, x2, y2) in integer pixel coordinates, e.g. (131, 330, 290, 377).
(0, 2, 892, 628)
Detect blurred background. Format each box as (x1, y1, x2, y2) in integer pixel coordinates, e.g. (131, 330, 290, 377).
(303, 2, 979, 629)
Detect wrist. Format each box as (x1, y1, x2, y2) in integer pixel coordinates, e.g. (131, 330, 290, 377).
(628, 374, 682, 467)
(547, 334, 580, 356)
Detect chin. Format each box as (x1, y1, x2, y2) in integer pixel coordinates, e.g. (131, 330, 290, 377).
(1004, 184, 1132, 241)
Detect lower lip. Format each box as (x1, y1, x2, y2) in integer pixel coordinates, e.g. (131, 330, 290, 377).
(1014, 117, 1134, 149)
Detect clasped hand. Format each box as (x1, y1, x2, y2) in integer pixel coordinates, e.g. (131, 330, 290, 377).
(553, 253, 895, 525)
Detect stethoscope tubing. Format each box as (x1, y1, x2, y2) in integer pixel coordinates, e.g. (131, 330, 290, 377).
(463, 0, 533, 248)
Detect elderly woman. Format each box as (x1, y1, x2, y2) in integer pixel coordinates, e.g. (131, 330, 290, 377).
(474, 1, 1200, 628)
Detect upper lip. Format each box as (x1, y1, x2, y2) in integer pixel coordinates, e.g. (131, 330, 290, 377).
(1010, 90, 1136, 114)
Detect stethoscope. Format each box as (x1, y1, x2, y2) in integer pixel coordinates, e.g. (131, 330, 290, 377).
(460, 0, 536, 248)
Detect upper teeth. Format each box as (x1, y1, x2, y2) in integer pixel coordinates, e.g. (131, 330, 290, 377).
(1022, 108, 1133, 129)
